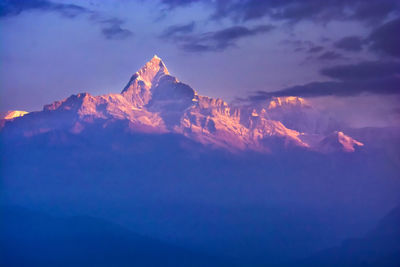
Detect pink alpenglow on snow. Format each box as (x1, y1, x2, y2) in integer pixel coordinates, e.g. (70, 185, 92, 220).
(1, 56, 363, 153)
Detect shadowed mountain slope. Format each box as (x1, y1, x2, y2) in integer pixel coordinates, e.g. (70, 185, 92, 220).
(0, 206, 231, 267)
(298, 204, 400, 266)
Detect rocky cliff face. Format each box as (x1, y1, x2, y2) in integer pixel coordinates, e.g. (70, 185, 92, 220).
(1, 55, 363, 153)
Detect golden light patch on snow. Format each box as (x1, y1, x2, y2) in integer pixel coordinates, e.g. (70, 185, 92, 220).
(267, 96, 309, 110)
(3, 110, 29, 120)
(337, 131, 364, 152)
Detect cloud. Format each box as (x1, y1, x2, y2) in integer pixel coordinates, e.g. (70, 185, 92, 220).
(350, 0, 399, 22)
(160, 0, 202, 9)
(162, 0, 400, 24)
(0, 0, 133, 41)
(212, 25, 273, 46)
(247, 61, 400, 99)
(334, 36, 364, 51)
(247, 82, 350, 100)
(308, 46, 324, 53)
(100, 18, 133, 40)
(367, 17, 400, 58)
(162, 24, 275, 52)
(160, 21, 195, 39)
(317, 51, 345, 61)
(159, 0, 400, 26)
(0, 0, 89, 18)
(320, 61, 400, 81)
(245, 0, 398, 23)
(283, 40, 325, 53)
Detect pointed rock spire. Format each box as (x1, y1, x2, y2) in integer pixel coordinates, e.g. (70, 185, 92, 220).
(134, 55, 169, 88)
(121, 55, 170, 107)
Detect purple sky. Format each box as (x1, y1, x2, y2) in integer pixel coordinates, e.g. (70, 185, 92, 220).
(0, 0, 399, 127)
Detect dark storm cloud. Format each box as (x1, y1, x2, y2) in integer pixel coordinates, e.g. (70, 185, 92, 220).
(367, 17, 400, 58)
(161, 0, 400, 24)
(334, 36, 364, 51)
(246, 61, 400, 100)
(0, 0, 89, 18)
(163, 24, 275, 52)
(100, 18, 133, 40)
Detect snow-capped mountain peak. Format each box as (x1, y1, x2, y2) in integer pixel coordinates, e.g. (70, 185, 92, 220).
(121, 55, 170, 107)
(319, 131, 364, 153)
(135, 54, 169, 85)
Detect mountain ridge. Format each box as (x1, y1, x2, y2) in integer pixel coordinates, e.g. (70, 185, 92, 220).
(1, 55, 363, 153)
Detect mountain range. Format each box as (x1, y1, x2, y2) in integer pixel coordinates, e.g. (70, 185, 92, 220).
(1, 55, 363, 153)
(1, 55, 399, 266)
